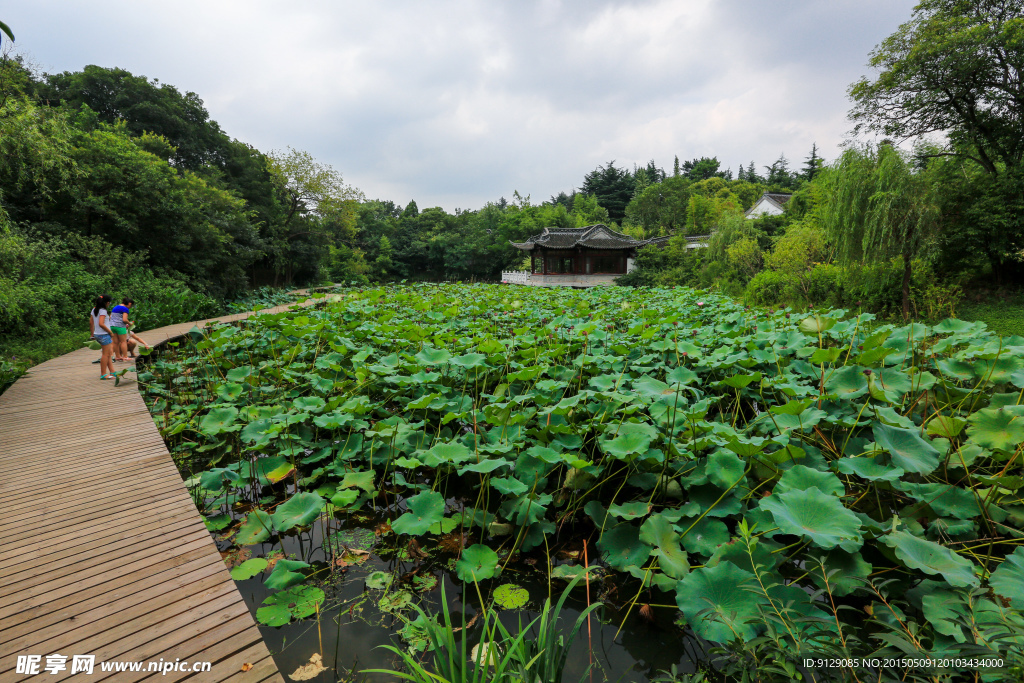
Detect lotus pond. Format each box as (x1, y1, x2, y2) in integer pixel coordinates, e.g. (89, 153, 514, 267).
(140, 284, 1024, 682)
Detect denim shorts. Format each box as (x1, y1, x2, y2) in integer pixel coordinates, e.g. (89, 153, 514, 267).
(94, 333, 113, 346)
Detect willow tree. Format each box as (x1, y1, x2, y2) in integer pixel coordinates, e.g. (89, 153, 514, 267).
(818, 144, 940, 319)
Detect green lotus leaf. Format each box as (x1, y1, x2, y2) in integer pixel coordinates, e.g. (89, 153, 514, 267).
(415, 346, 453, 365)
(451, 352, 488, 369)
(256, 603, 291, 627)
(263, 559, 310, 590)
(799, 315, 836, 335)
(292, 396, 326, 413)
(379, 589, 413, 613)
(899, 482, 981, 519)
(776, 464, 844, 497)
(966, 406, 1024, 452)
(678, 516, 730, 557)
(493, 583, 529, 609)
(226, 365, 253, 382)
(421, 441, 474, 467)
(330, 489, 359, 508)
(834, 457, 904, 482)
(607, 501, 651, 520)
(597, 523, 652, 571)
(391, 491, 445, 536)
(809, 548, 872, 597)
(972, 357, 1024, 384)
(203, 513, 232, 531)
(666, 367, 699, 384)
(261, 459, 295, 485)
(707, 449, 746, 489)
(235, 510, 273, 545)
(926, 415, 967, 440)
(458, 458, 511, 474)
(675, 561, 764, 642)
(199, 468, 240, 492)
(366, 571, 393, 589)
(490, 476, 529, 496)
(760, 487, 863, 551)
(873, 423, 940, 475)
(989, 546, 1024, 609)
(241, 418, 274, 445)
(601, 431, 653, 461)
(85, 340, 102, 350)
(639, 514, 690, 579)
(718, 371, 762, 389)
(456, 544, 500, 582)
(217, 383, 245, 401)
(230, 558, 268, 580)
(551, 564, 589, 581)
(199, 406, 238, 435)
(881, 531, 979, 587)
(824, 365, 869, 399)
(262, 585, 325, 620)
(707, 537, 778, 575)
(428, 515, 461, 535)
(271, 492, 326, 532)
(339, 470, 375, 492)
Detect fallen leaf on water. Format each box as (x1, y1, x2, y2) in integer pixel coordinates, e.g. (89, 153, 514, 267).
(289, 652, 326, 681)
(240, 663, 253, 672)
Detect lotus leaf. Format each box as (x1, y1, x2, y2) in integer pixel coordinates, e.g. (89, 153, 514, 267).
(966, 406, 1024, 452)
(264, 559, 310, 590)
(379, 589, 413, 613)
(678, 516, 730, 557)
(872, 423, 940, 475)
(199, 406, 239, 435)
(391, 491, 445, 536)
(456, 544, 500, 582)
(760, 487, 863, 551)
(881, 531, 979, 587)
(366, 571, 393, 589)
(226, 365, 253, 381)
(675, 561, 765, 642)
(235, 510, 273, 544)
(203, 513, 232, 531)
(230, 558, 268, 580)
(607, 501, 651, 520)
(707, 450, 745, 489)
(272, 492, 326, 532)
(826, 367, 870, 403)
(598, 523, 652, 571)
(899, 482, 981, 519)
(775, 465, 844, 497)
(339, 470, 375, 492)
(834, 457, 904, 482)
(493, 583, 529, 609)
(809, 548, 872, 597)
(330, 489, 359, 508)
(639, 514, 689, 578)
(989, 546, 1024, 609)
(259, 585, 324, 626)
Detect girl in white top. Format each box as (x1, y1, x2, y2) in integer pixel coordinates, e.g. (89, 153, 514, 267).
(90, 294, 116, 379)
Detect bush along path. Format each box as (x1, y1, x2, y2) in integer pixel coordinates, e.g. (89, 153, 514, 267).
(142, 284, 1024, 681)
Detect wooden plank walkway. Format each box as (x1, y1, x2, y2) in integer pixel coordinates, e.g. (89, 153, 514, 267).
(0, 297, 318, 681)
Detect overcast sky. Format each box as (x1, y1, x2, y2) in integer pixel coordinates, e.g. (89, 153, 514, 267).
(7, 1, 916, 211)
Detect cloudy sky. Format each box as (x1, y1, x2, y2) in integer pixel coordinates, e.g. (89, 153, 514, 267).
(7, 1, 915, 211)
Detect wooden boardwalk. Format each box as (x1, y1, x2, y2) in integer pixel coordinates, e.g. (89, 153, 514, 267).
(0, 298, 316, 681)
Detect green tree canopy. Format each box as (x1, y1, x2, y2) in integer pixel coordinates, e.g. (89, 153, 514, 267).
(849, 0, 1024, 174)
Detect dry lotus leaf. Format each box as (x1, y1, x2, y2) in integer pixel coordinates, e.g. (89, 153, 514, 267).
(289, 652, 326, 681)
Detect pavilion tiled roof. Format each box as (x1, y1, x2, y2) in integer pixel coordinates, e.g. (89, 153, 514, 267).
(510, 224, 657, 251)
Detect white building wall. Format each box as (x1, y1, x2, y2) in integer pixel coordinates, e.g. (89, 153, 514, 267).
(746, 197, 784, 219)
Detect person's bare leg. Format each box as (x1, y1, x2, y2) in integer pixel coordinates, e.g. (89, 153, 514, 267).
(101, 345, 114, 376)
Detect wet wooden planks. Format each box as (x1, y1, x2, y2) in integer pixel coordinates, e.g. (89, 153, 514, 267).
(0, 298, 315, 681)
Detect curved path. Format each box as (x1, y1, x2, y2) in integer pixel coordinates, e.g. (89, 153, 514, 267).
(0, 297, 317, 682)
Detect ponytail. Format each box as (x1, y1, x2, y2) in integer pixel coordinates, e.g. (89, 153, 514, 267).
(92, 294, 112, 316)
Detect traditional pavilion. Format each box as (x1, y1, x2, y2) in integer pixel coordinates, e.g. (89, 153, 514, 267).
(504, 224, 672, 287)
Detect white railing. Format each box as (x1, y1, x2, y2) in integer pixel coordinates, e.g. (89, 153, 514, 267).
(686, 234, 710, 249)
(501, 270, 531, 285)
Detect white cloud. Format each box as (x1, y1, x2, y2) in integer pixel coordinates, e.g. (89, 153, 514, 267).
(6, 0, 917, 210)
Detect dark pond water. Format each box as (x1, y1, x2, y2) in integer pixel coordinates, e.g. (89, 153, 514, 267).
(220, 514, 707, 682)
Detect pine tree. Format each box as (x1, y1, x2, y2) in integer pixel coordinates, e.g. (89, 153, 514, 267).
(673, 155, 680, 177)
(746, 161, 758, 183)
(737, 164, 745, 181)
(802, 143, 822, 181)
